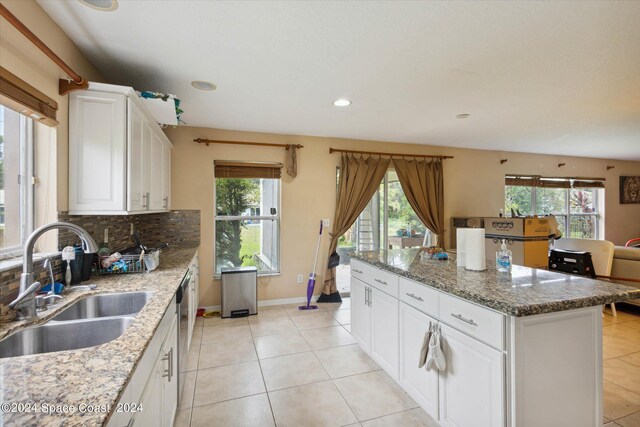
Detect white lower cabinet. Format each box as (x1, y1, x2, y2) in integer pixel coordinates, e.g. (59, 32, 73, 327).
(161, 314, 178, 426)
(370, 288, 399, 379)
(108, 296, 178, 427)
(351, 277, 399, 379)
(350, 277, 371, 351)
(354, 262, 604, 427)
(136, 357, 163, 426)
(439, 323, 504, 427)
(353, 264, 504, 427)
(399, 303, 439, 419)
(187, 252, 199, 350)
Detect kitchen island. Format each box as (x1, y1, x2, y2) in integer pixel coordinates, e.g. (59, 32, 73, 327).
(350, 249, 640, 427)
(0, 245, 199, 427)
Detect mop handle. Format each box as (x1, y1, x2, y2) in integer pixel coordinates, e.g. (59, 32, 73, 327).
(311, 220, 323, 277)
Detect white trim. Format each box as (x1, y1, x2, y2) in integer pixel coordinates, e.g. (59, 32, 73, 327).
(0, 251, 60, 273)
(213, 177, 281, 276)
(199, 295, 322, 312)
(216, 215, 280, 221)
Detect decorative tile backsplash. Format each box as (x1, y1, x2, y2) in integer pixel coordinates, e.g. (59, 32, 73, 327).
(0, 210, 200, 315)
(57, 210, 201, 251)
(0, 256, 65, 313)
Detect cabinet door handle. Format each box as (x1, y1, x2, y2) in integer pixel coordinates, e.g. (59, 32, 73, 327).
(451, 313, 478, 326)
(169, 347, 174, 381)
(353, 268, 363, 274)
(368, 287, 372, 307)
(142, 192, 150, 209)
(162, 351, 171, 378)
(374, 278, 387, 285)
(364, 286, 369, 306)
(406, 292, 424, 302)
(162, 196, 168, 208)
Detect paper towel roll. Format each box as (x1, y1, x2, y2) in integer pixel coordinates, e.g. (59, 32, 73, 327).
(456, 229, 468, 268)
(465, 228, 486, 271)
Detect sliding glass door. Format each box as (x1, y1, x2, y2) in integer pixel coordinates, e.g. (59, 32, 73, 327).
(336, 169, 430, 294)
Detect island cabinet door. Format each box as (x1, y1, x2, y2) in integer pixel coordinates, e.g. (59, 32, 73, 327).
(370, 287, 399, 380)
(350, 277, 371, 352)
(439, 323, 505, 427)
(399, 303, 439, 419)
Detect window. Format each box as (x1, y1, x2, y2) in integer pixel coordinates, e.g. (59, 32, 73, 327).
(214, 162, 280, 276)
(0, 105, 34, 258)
(505, 175, 603, 239)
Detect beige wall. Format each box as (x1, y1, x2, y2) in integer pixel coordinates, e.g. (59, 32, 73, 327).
(0, 0, 104, 241)
(164, 126, 640, 307)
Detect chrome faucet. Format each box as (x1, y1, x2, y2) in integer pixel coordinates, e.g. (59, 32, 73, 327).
(9, 222, 98, 321)
(43, 257, 55, 296)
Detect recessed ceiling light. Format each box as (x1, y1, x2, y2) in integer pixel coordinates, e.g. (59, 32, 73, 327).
(456, 113, 470, 119)
(78, 0, 119, 11)
(191, 81, 217, 91)
(333, 99, 351, 107)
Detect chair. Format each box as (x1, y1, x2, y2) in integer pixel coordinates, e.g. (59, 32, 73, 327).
(553, 238, 616, 315)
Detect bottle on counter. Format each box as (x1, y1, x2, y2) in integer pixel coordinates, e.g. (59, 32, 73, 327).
(496, 239, 512, 272)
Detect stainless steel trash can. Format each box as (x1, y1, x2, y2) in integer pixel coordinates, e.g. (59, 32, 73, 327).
(221, 266, 258, 318)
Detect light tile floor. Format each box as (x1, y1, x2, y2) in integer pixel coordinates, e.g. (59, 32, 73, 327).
(177, 300, 640, 427)
(602, 307, 640, 427)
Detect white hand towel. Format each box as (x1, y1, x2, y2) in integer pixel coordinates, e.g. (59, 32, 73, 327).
(418, 330, 431, 368)
(431, 333, 446, 371)
(425, 331, 446, 372)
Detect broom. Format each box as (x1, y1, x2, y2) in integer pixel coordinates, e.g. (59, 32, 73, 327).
(299, 220, 323, 310)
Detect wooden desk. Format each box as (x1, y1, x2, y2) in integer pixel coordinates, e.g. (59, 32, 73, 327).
(388, 236, 424, 249)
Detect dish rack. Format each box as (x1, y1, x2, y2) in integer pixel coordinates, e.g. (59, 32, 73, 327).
(96, 251, 161, 275)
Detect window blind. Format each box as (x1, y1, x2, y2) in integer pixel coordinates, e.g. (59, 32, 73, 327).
(505, 175, 605, 189)
(0, 67, 58, 126)
(214, 161, 282, 179)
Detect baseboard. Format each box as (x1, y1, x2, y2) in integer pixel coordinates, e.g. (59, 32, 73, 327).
(200, 295, 321, 312)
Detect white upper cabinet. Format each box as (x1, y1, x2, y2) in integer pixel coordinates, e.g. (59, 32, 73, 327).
(69, 82, 173, 215)
(69, 90, 127, 212)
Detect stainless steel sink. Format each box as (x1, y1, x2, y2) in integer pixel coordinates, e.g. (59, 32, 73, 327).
(0, 316, 134, 359)
(51, 291, 154, 321)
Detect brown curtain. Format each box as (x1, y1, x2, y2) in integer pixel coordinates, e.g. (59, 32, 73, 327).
(285, 145, 298, 178)
(322, 153, 391, 295)
(392, 158, 446, 247)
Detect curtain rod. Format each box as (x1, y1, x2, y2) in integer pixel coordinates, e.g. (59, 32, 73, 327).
(329, 148, 453, 159)
(194, 138, 303, 149)
(507, 174, 605, 181)
(0, 4, 88, 95)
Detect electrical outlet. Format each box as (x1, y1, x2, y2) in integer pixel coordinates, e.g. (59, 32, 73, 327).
(297, 274, 304, 283)
(130, 223, 134, 235)
(104, 228, 109, 243)
(322, 218, 330, 228)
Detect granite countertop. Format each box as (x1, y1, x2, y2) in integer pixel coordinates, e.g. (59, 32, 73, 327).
(0, 244, 199, 427)
(352, 249, 640, 317)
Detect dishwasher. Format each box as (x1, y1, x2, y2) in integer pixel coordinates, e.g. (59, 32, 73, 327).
(177, 267, 191, 403)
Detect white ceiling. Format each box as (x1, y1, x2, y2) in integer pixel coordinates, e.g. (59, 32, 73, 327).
(38, 1, 640, 160)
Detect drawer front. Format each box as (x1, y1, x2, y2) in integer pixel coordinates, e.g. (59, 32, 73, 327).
(439, 292, 505, 350)
(351, 260, 399, 297)
(350, 260, 368, 283)
(399, 277, 439, 318)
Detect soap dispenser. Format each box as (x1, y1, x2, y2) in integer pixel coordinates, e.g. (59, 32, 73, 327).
(496, 239, 512, 272)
